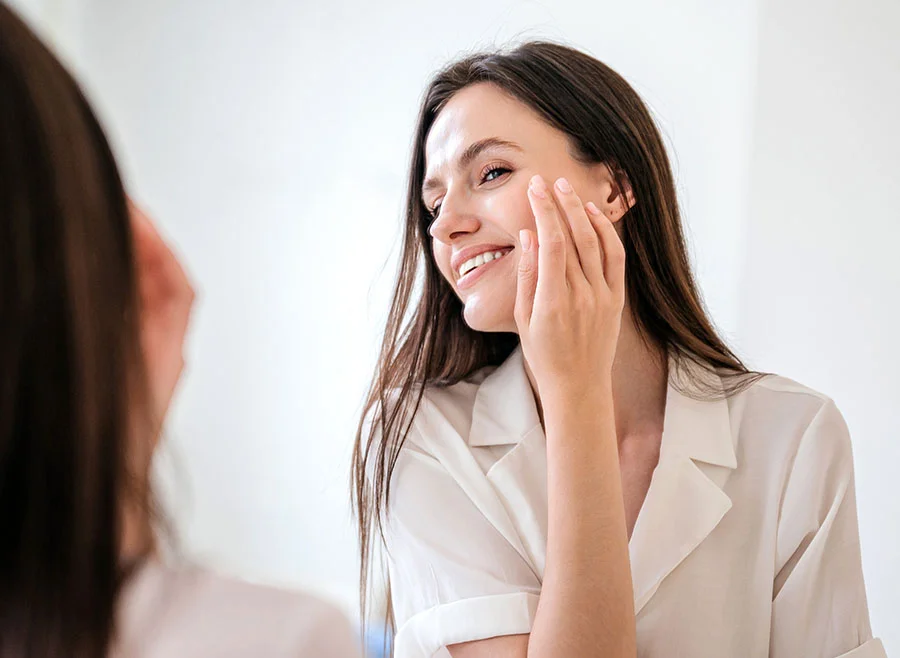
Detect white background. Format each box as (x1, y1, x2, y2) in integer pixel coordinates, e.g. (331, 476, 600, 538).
(9, 0, 898, 649)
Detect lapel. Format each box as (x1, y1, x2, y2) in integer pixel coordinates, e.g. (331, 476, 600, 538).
(629, 356, 736, 614)
(468, 347, 541, 447)
(466, 348, 737, 615)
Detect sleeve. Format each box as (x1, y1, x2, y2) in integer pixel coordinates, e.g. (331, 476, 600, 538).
(770, 400, 886, 658)
(385, 445, 541, 658)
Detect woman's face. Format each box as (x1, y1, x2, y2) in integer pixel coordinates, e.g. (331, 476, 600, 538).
(423, 83, 621, 333)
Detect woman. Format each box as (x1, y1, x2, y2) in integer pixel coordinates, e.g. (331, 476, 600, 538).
(352, 42, 885, 657)
(0, 6, 357, 657)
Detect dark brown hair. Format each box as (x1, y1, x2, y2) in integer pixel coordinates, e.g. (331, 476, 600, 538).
(352, 41, 763, 637)
(0, 6, 152, 657)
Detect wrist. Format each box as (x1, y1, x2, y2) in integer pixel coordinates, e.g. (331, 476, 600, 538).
(539, 377, 614, 418)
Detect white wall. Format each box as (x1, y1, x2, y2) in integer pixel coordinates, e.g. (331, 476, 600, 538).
(740, 0, 900, 650)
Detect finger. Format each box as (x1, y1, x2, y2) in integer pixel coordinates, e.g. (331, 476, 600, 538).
(128, 200, 194, 304)
(527, 175, 566, 294)
(514, 229, 538, 328)
(548, 178, 585, 288)
(586, 202, 626, 296)
(552, 178, 603, 288)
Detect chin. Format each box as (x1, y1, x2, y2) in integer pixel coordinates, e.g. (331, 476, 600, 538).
(461, 296, 517, 334)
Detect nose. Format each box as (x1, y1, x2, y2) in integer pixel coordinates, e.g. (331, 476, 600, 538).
(428, 191, 481, 244)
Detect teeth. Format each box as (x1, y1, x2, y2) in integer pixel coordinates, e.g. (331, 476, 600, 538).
(459, 258, 478, 277)
(458, 250, 507, 278)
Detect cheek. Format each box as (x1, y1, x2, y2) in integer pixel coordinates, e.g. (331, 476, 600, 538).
(461, 273, 519, 333)
(432, 240, 454, 282)
(482, 180, 537, 234)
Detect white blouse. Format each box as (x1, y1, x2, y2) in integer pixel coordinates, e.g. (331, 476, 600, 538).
(384, 348, 886, 657)
(114, 561, 359, 657)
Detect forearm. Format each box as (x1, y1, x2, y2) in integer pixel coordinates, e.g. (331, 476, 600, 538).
(528, 384, 636, 658)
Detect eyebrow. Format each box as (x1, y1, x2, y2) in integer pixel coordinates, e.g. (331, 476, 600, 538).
(422, 137, 523, 198)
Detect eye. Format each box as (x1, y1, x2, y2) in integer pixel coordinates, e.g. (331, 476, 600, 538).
(427, 199, 443, 220)
(480, 164, 512, 184)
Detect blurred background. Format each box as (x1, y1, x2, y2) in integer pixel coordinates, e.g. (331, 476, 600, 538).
(8, 0, 899, 651)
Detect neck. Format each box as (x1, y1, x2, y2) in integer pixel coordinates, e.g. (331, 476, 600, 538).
(525, 307, 668, 443)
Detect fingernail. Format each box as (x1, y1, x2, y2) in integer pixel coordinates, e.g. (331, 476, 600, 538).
(529, 175, 547, 199)
(585, 201, 601, 216)
(519, 229, 532, 252)
(555, 177, 573, 194)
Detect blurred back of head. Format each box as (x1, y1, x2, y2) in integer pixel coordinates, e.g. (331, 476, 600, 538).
(0, 5, 150, 656)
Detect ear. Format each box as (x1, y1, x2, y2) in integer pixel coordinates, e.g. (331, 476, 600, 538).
(589, 163, 636, 223)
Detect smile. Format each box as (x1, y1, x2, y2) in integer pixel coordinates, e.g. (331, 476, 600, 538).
(460, 249, 511, 277)
(455, 247, 514, 289)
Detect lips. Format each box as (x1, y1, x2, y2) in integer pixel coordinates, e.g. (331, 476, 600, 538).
(457, 249, 510, 277)
(450, 244, 514, 278)
(452, 245, 514, 290)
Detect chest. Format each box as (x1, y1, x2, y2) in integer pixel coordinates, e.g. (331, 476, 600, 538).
(475, 426, 772, 594)
(618, 435, 662, 539)
(475, 432, 775, 655)
(480, 429, 661, 541)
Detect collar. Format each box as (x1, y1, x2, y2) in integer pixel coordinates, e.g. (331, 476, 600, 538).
(468, 346, 736, 470)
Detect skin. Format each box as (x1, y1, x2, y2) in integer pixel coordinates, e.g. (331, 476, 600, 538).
(121, 202, 195, 562)
(423, 83, 668, 657)
(425, 83, 630, 334)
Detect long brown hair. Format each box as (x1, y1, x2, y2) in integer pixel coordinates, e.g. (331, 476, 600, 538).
(352, 41, 762, 635)
(0, 6, 152, 657)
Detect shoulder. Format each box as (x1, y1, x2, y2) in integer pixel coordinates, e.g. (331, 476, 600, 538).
(736, 380, 868, 585)
(401, 370, 492, 453)
(737, 374, 848, 438)
(382, 374, 496, 518)
(117, 561, 357, 658)
(168, 564, 349, 629)
(732, 373, 853, 476)
(364, 368, 488, 445)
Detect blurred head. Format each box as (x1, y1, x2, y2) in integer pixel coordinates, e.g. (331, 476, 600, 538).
(0, 6, 153, 657)
(354, 40, 756, 632)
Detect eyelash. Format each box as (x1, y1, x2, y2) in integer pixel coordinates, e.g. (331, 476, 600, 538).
(427, 163, 513, 219)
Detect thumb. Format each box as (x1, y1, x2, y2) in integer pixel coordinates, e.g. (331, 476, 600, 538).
(514, 229, 538, 329)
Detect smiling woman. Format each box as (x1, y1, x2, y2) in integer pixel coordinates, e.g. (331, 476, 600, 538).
(352, 41, 885, 658)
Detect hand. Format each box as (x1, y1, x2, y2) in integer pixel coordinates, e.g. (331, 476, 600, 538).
(514, 175, 626, 401)
(129, 199, 195, 433)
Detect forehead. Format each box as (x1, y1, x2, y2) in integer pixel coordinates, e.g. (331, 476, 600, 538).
(424, 83, 562, 176)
